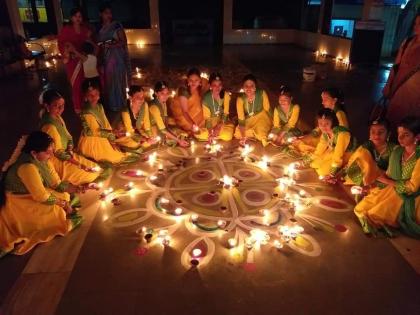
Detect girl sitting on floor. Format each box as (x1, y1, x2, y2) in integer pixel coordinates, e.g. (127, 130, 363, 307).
(344, 118, 396, 187)
(39, 89, 110, 185)
(149, 81, 189, 147)
(77, 80, 139, 166)
(170, 68, 206, 135)
(293, 87, 348, 154)
(354, 116, 420, 237)
(306, 108, 355, 182)
(113, 85, 158, 152)
(0, 131, 82, 257)
(234, 74, 272, 146)
(269, 85, 301, 146)
(196, 72, 234, 142)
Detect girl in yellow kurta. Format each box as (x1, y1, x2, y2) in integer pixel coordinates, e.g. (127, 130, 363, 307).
(77, 81, 139, 165)
(234, 74, 272, 146)
(354, 116, 420, 237)
(149, 81, 189, 147)
(169, 68, 205, 134)
(269, 85, 301, 146)
(307, 108, 355, 179)
(113, 85, 158, 152)
(39, 89, 109, 185)
(0, 132, 82, 257)
(196, 72, 234, 142)
(293, 87, 348, 154)
(344, 119, 395, 186)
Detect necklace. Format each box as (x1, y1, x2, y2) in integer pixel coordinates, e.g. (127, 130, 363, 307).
(373, 144, 387, 162)
(211, 94, 222, 116)
(246, 96, 255, 116)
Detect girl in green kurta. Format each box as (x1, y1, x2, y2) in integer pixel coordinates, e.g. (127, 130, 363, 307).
(0, 132, 82, 257)
(196, 72, 234, 142)
(149, 81, 189, 147)
(354, 116, 420, 237)
(113, 85, 158, 152)
(78, 80, 139, 165)
(344, 118, 395, 187)
(269, 85, 301, 146)
(39, 89, 110, 185)
(234, 74, 272, 146)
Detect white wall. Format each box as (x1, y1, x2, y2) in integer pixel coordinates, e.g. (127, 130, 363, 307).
(295, 31, 352, 59)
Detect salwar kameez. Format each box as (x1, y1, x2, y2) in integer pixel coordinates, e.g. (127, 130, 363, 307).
(149, 98, 188, 145)
(344, 141, 395, 186)
(309, 126, 355, 176)
(0, 154, 79, 256)
(293, 107, 348, 154)
(354, 146, 420, 236)
(40, 113, 107, 185)
(195, 90, 234, 141)
(78, 103, 139, 165)
(270, 103, 301, 140)
(234, 89, 272, 146)
(113, 102, 152, 152)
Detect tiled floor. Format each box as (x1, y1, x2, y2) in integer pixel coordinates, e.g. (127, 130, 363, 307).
(0, 45, 419, 315)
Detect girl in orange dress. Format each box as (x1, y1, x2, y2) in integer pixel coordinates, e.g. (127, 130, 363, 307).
(169, 68, 205, 134)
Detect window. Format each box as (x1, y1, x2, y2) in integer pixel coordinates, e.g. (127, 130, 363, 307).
(330, 19, 355, 38)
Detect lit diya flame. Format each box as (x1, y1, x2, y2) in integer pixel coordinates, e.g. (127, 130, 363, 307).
(273, 239, 284, 249)
(284, 163, 298, 177)
(148, 152, 157, 166)
(351, 186, 363, 195)
(228, 238, 237, 248)
(200, 72, 209, 80)
(278, 225, 304, 242)
(192, 125, 200, 133)
(191, 213, 199, 222)
(157, 229, 171, 246)
(171, 90, 176, 98)
(257, 155, 270, 170)
(220, 175, 237, 189)
(124, 182, 134, 191)
(250, 229, 270, 245)
(268, 133, 275, 140)
(91, 166, 102, 172)
(240, 144, 254, 158)
(205, 140, 223, 154)
(99, 187, 114, 200)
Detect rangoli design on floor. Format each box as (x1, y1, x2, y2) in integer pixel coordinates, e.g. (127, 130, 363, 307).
(100, 143, 352, 269)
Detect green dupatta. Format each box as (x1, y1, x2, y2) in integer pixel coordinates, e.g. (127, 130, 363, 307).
(4, 153, 55, 194)
(388, 146, 420, 237)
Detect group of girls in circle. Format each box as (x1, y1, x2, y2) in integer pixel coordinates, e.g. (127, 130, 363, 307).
(0, 67, 419, 258)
